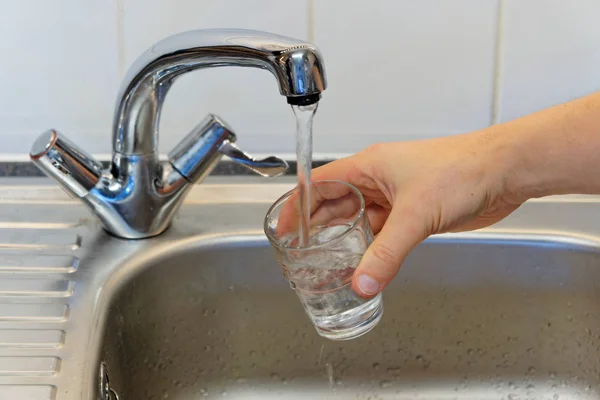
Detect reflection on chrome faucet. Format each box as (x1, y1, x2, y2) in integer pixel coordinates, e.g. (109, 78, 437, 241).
(29, 29, 327, 239)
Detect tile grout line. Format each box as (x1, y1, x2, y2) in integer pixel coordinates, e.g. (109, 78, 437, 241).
(307, 0, 315, 42)
(116, 0, 126, 78)
(490, 0, 505, 125)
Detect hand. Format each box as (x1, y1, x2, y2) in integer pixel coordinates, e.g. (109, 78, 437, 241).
(277, 92, 600, 297)
(310, 129, 522, 297)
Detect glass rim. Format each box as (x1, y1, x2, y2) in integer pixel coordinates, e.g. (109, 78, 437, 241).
(263, 179, 366, 251)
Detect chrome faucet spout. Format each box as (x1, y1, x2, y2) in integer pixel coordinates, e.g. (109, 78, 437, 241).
(113, 28, 326, 156)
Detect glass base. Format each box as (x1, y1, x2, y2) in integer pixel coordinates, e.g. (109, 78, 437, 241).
(313, 294, 383, 340)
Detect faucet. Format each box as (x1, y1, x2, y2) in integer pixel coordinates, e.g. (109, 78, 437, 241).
(29, 29, 327, 239)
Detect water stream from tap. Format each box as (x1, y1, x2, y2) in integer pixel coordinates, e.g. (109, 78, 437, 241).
(292, 102, 319, 247)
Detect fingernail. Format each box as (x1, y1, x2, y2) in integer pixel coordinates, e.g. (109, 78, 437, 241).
(357, 274, 380, 296)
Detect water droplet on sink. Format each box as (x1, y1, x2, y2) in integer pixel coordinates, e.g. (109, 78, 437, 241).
(372, 362, 380, 370)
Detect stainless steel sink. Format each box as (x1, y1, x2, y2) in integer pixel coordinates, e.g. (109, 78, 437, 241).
(97, 234, 600, 400)
(94, 188, 600, 399)
(2, 178, 600, 399)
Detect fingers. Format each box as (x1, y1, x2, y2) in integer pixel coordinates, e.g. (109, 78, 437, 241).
(311, 156, 361, 182)
(365, 203, 390, 234)
(352, 202, 427, 298)
(274, 180, 356, 238)
(276, 155, 372, 237)
(308, 192, 362, 227)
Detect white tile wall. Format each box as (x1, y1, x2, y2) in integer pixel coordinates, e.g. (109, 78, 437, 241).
(498, 0, 600, 122)
(312, 0, 498, 153)
(1, 1, 600, 158)
(0, 0, 120, 155)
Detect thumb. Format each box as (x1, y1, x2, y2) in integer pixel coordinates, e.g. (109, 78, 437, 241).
(352, 204, 426, 297)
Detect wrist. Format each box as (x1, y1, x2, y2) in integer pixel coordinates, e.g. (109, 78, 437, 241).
(476, 122, 547, 206)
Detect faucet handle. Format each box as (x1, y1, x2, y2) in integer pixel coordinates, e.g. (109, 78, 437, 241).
(30, 129, 103, 197)
(218, 141, 288, 177)
(168, 114, 288, 182)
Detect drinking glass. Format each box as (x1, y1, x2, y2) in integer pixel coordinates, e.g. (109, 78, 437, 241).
(264, 180, 383, 340)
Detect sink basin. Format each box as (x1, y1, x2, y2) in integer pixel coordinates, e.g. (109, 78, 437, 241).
(8, 180, 600, 400)
(98, 231, 600, 399)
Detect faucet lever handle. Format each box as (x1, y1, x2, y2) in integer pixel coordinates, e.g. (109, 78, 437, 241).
(30, 130, 103, 197)
(219, 141, 288, 178)
(168, 114, 288, 183)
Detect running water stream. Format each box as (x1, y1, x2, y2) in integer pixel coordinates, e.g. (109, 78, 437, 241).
(292, 102, 319, 247)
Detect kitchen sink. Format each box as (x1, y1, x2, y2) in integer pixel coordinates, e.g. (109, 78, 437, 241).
(2, 180, 600, 399)
(98, 230, 600, 399)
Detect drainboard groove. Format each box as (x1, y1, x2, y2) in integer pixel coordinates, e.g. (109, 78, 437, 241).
(0, 330, 64, 349)
(0, 356, 60, 376)
(0, 230, 81, 250)
(0, 385, 56, 400)
(0, 304, 69, 322)
(0, 280, 74, 298)
(0, 255, 78, 274)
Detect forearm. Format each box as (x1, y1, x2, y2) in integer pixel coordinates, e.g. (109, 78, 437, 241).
(496, 91, 600, 201)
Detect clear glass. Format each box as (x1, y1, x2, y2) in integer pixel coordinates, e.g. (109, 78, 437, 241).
(264, 180, 383, 340)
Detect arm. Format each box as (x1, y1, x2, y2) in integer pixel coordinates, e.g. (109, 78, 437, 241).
(501, 91, 600, 200)
(310, 91, 600, 297)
